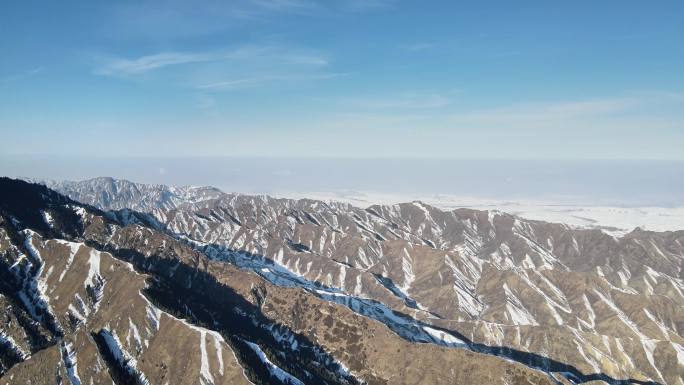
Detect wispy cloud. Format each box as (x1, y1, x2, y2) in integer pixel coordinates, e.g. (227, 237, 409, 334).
(93, 45, 343, 93)
(237, 0, 394, 14)
(106, 0, 392, 39)
(1, 67, 44, 84)
(340, 0, 394, 12)
(196, 78, 264, 90)
(193, 93, 217, 110)
(449, 98, 639, 126)
(95, 52, 214, 76)
(197, 72, 347, 91)
(345, 93, 452, 110)
(94, 45, 329, 78)
(249, 0, 319, 13)
(401, 42, 436, 52)
(320, 93, 684, 137)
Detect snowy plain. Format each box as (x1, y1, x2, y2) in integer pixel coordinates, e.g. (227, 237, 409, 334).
(272, 191, 684, 236)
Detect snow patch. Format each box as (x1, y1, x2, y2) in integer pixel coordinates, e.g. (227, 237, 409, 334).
(0, 330, 29, 360)
(199, 331, 214, 385)
(61, 341, 82, 385)
(57, 240, 82, 282)
(84, 250, 105, 312)
(243, 340, 305, 385)
(503, 283, 538, 326)
(99, 329, 150, 385)
(422, 326, 466, 347)
(42, 211, 55, 228)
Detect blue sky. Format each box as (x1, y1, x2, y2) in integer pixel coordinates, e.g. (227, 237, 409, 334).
(1, 0, 683, 159)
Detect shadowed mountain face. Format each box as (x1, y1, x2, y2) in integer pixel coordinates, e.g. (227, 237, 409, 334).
(1, 178, 682, 385)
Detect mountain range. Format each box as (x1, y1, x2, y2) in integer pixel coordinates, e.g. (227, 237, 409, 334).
(1, 177, 682, 385)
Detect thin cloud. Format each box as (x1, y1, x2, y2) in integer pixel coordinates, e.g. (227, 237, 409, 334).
(197, 72, 348, 91)
(106, 0, 391, 39)
(95, 52, 215, 76)
(322, 94, 683, 136)
(341, 0, 394, 12)
(401, 42, 436, 52)
(250, 0, 319, 13)
(193, 94, 217, 110)
(346, 93, 451, 110)
(94, 46, 330, 78)
(241, 0, 393, 14)
(197, 78, 266, 90)
(1, 67, 44, 84)
(450, 98, 640, 125)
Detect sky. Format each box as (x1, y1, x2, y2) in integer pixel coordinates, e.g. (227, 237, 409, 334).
(1, 0, 683, 160)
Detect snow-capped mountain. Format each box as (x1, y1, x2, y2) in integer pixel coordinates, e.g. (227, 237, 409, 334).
(2, 177, 683, 384)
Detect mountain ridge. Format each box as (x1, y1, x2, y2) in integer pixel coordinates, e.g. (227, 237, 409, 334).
(2, 177, 683, 384)
(33, 176, 676, 238)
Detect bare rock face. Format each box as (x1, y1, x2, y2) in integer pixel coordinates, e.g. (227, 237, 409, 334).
(4, 177, 683, 384)
(0, 178, 566, 385)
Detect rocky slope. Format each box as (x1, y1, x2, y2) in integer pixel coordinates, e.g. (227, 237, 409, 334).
(32, 177, 684, 385)
(0, 177, 591, 385)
